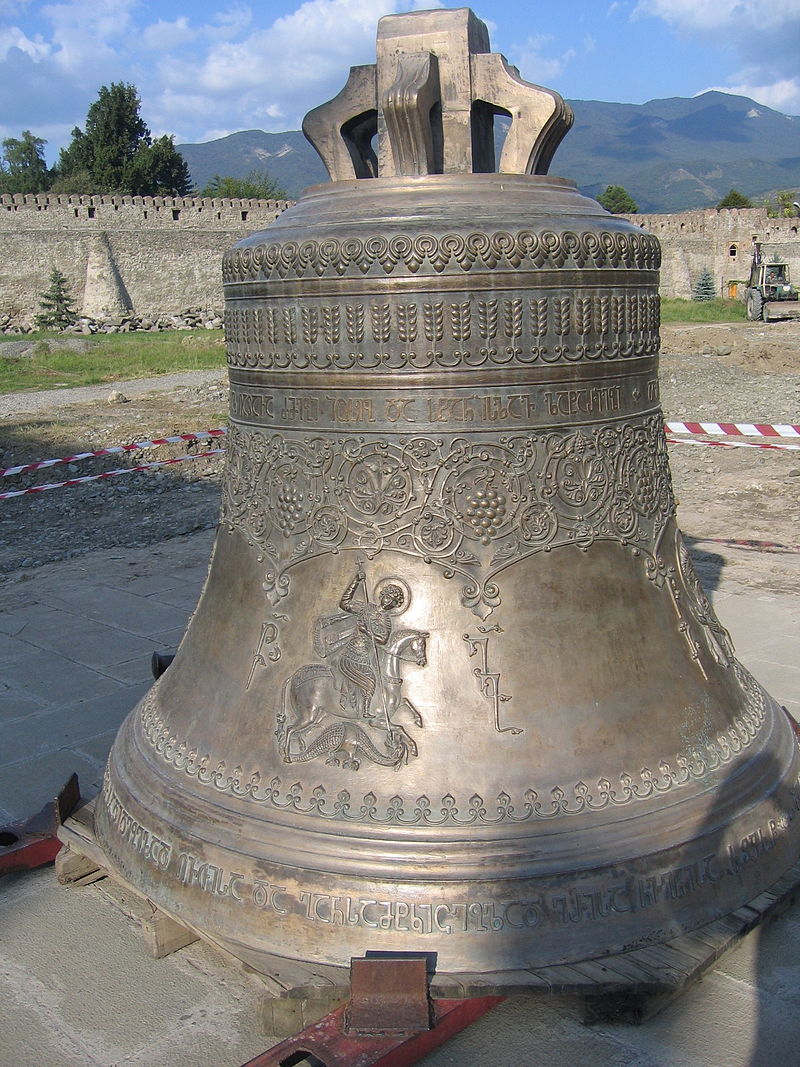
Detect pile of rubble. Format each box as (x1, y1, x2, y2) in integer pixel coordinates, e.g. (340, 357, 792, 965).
(0, 307, 224, 335)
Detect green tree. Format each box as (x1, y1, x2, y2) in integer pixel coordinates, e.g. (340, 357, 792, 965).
(200, 169, 287, 199)
(0, 130, 50, 194)
(692, 268, 716, 302)
(765, 190, 799, 218)
(597, 185, 638, 214)
(48, 167, 101, 195)
(56, 83, 191, 196)
(35, 269, 78, 329)
(717, 188, 752, 209)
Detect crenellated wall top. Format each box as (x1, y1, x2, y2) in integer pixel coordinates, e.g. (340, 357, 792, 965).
(622, 207, 800, 240)
(0, 192, 293, 210)
(0, 192, 294, 232)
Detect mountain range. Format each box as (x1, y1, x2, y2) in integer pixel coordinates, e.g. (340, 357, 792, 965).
(177, 91, 800, 213)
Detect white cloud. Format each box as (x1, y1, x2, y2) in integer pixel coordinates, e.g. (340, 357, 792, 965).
(0, 26, 50, 60)
(509, 34, 577, 85)
(41, 0, 137, 74)
(702, 77, 800, 115)
(633, 1, 798, 32)
(0, 0, 34, 13)
(156, 0, 401, 137)
(142, 17, 196, 52)
(207, 4, 254, 41)
(636, 0, 800, 117)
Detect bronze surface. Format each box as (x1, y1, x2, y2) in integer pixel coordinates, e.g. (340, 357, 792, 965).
(94, 9, 800, 979)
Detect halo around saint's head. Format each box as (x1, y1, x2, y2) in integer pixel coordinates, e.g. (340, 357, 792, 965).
(374, 576, 411, 615)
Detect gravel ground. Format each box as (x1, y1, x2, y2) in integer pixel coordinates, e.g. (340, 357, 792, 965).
(0, 366, 223, 417)
(0, 320, 798, 594)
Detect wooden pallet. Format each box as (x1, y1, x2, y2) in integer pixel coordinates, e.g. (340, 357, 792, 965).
(57, 796, 800, 1032)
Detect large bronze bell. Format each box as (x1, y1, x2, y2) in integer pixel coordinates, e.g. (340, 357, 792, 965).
(95, 9, 800, 978)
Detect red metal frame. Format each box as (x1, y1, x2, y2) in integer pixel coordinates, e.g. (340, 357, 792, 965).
(0, 774, 80, 877)
(243, 996, 505, 1067)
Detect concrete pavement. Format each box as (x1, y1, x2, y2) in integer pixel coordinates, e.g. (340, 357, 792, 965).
(0, 527, 798, 1065)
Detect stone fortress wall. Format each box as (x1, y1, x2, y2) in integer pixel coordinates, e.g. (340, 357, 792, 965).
(0, 194, 290, 323)
(0, 195, 798, 323)
(624, 208, 800, 301)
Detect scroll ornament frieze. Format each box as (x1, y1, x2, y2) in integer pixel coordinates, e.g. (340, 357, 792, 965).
(138, 658, 769, 825)
(222, 228, 661, 284)
(225, 291, 661, 371)
(220, 416, 674, 618)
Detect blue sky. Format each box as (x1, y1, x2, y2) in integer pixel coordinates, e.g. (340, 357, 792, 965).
(2, 0, 799, 164)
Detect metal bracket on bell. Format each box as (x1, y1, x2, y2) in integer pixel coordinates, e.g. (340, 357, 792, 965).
(302, 8, 573, 180)
(345, 955, 432, 1035)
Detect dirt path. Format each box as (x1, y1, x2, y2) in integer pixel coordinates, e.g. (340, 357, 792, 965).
(1, 321, 798, 594)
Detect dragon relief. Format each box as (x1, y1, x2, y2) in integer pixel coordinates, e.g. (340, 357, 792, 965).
(276, 563, 429, 770)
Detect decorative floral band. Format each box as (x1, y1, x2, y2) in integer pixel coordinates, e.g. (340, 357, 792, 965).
(139, 660, 768, 826)
(223, 228, 662, 283)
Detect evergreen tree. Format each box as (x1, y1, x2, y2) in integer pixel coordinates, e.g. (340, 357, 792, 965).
(716, 188, 752, 209)
(597, 185, 638, 214)
(692, 268, 716, 302)
(0, 131, 50, 194)
(200, 169, 287, 200)
(35, 269, 78, 329)
(56, 83, 191, 196)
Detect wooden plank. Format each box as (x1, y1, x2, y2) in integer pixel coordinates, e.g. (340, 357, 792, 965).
(54, 845, 102, 885)
(56, 816, 107, 871)
(142, 910, 200, 959)
(622, 945, 687, 985)
(531, 963, 597, 993)
(584, 954, 666, 991)
(639, 939, 704, 977)
(261, 991, 348, 1041)
(564, 958, 646, 994)
(662, 932, 724, 967)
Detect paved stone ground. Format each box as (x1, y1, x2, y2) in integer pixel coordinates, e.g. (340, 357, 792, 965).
(0, 528, 798, 1065)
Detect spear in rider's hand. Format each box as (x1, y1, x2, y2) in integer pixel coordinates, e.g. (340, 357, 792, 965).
(357, 556, 392, 738)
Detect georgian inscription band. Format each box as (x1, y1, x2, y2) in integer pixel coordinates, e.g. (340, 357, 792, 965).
(99, 756, 800, 937)
(228, 366, 660, 433)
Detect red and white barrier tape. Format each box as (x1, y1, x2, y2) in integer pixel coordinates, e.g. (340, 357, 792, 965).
(665, 420, 800, 439)
(0, 428, 227, 479)
(666, 435, 800, 453)
(4, 422, 798, 481)
(0, 449, 224, 500)
(690, 536, 800, 556)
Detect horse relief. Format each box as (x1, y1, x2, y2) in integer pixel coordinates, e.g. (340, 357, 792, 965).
(276, 565, 429, 770)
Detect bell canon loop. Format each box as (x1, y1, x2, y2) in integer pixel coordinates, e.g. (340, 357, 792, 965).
(95, 8, 800, 977)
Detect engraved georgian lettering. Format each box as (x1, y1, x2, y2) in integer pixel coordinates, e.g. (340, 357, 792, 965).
(252, 880, 290, 915)
(104, 785, 172, 871)
(543, 385, 621, 417)
(230, 391, 274, 420)
(281, 395, 321, 423)
(384, 397, 418, 422)
(330, 397, 376, 423)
